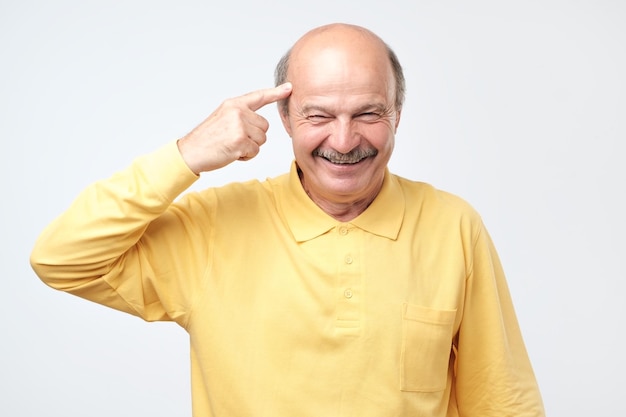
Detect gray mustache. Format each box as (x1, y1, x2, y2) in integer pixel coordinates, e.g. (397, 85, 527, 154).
(314, 148, 378, 164)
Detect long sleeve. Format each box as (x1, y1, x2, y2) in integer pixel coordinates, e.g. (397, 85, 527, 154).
(30, 141, 204, 326)
(454, 225, 545, 416)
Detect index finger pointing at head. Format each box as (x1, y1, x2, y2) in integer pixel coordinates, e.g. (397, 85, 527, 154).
(242, 82, 293, 112)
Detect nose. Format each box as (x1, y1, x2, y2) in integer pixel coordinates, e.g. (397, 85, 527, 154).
(327, 118, 360, 154)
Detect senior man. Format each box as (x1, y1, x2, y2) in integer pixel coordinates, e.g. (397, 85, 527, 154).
(31, 23, 545, 416)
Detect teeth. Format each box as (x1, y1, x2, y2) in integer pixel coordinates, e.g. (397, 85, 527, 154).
(328, 156, 361, 164)
(316, 149, 377, 164)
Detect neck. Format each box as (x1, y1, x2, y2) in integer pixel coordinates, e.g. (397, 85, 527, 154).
(311, 195, 374, 222)
(298, 169, 382, 222)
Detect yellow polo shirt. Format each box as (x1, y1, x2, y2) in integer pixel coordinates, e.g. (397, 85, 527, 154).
(31, 141, 545, 416)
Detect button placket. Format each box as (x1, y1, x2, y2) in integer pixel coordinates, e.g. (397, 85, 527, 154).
(334, 223, 362, 335)
(337, 225, 357, 305)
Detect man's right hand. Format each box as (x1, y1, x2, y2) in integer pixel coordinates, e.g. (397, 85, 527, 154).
(177, 82, 292, 175)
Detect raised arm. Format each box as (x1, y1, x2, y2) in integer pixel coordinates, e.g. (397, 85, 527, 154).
(30, 84, 292, 324)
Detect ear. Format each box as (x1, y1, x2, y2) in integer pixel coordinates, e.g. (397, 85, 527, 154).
(279, 106, 293, 137)
(394, 109, 402, 133)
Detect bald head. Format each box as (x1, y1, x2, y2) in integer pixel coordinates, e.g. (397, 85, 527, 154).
(293, 23, 385, 53)
(275, 23, 405, 115)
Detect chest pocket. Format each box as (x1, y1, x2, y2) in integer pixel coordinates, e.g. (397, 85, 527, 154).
(400, 303, 457, 392)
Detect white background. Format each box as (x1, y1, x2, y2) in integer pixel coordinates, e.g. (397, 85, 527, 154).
(1, 0, 624, 415)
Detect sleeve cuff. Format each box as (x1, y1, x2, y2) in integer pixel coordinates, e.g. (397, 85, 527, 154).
(134, 140, 200, 203)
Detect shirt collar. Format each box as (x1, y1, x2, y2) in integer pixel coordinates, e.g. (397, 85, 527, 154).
(275, 162, 405, 242)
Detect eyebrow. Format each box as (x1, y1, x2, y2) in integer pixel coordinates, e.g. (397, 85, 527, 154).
(300, 103, 388, 115)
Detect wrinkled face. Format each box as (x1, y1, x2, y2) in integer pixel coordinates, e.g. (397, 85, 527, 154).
(280, 38, 401, 209)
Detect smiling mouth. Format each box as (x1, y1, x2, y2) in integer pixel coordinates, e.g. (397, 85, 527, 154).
(314, 148, 378, 164)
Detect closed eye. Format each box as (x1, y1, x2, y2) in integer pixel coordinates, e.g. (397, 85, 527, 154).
(356, 112, 381, 121)
(307, 114, 331, 123)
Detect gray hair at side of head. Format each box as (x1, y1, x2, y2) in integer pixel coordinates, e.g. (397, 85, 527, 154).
(273, 42, 406, 116)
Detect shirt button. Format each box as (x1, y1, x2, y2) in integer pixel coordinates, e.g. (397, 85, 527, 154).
(344, 289, 353, 299)
(344, 255, 353, 264)
(339, 227, 348, 236)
